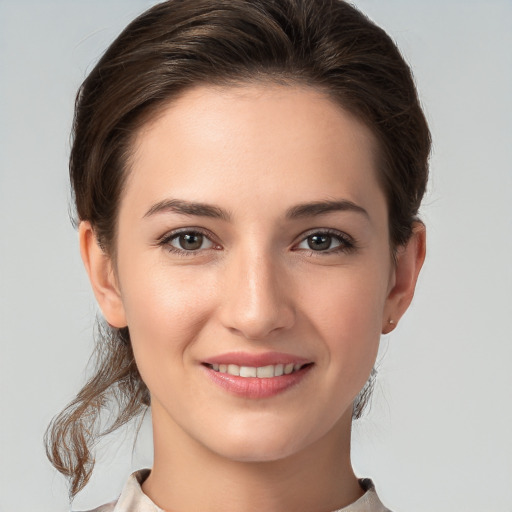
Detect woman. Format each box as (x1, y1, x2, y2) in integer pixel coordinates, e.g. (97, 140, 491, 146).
(46, 0, 429, 510)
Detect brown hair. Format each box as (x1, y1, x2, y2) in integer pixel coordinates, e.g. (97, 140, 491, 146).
(45, 0, 430, 498)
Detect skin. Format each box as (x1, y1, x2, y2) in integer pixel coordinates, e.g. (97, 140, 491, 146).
(80, 84, 425, 512)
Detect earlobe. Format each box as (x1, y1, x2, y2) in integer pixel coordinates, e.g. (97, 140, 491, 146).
(382, 222, 426, 334)
(79, 221, 127, 328)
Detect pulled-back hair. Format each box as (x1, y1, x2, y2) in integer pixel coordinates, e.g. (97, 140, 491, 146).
(45, 0, 430, 498)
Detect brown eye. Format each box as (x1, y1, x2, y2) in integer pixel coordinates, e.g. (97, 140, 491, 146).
(295, 230, 354, 254)
(307, 234, 332, 251)
(169, 232, 213, 251)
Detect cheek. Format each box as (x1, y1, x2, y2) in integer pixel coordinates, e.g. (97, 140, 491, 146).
(299, 264, 389, 381)
(301, 261, 388, 334)
(118, 257, 219, 363)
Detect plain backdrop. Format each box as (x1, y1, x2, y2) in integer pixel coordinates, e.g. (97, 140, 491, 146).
(1, 1, 511, 511)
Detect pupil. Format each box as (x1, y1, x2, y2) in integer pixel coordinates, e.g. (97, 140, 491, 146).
(308, 234, 331, 251)
(180, 233, 202, 250)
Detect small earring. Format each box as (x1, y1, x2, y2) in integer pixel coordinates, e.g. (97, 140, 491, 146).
(383, 319, 395, 334)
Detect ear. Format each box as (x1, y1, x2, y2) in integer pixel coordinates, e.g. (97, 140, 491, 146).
(382, 222, 426, 334)
(79, 221, 127, 328)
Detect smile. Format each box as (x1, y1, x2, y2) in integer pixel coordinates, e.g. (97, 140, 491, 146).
(206, 363, 307, 378)
(202, 357, 314, 399)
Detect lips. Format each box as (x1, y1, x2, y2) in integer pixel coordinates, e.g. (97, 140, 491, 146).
(201, 352, 313, 398)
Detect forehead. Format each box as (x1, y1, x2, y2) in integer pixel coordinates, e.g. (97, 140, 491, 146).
(124, 83, 385, 221)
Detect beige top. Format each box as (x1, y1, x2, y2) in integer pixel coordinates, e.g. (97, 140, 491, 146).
(84, 469, 391, 512)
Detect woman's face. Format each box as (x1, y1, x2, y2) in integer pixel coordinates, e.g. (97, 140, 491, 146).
(97, 84, 399, 461)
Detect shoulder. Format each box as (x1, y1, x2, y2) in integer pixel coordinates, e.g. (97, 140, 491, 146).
(74, 468, 153, 512)
(347, 478, 393, 512)
(74, 501, 117, 512)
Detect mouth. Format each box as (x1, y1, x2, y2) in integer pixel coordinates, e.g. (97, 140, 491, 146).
(203, 362, 312, 378)
(201, 354, 314, 398)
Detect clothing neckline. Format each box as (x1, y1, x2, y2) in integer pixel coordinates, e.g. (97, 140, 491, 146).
(85, 468, 391, 512)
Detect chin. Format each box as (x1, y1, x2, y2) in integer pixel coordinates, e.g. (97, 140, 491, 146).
(212, 435, 304, 463)
(196, 412, 327, 464)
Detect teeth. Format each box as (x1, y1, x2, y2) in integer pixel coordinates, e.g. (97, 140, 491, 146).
(227, 364, 240, 376)
(239, 366, 257, 377)
(256, 365, 274, 378)
(210, 362, 305, 378)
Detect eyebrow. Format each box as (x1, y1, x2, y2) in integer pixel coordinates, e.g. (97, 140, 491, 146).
(286, 200, 369, 220)
(144, 199, 230, 220)
(143, 198, 368, 221)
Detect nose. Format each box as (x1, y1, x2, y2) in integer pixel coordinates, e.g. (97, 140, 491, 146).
(219, 248, 295, 340)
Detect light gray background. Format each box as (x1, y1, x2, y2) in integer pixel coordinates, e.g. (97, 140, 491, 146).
(1, 1, 511, 511)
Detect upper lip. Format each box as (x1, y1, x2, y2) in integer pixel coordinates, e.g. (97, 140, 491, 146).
(202, 351, 311, 367)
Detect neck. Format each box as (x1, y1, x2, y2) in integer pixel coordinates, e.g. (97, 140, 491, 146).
(143, 402, 363, 512)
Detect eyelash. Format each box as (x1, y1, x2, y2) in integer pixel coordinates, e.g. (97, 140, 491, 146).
(157, 228, 357, 256)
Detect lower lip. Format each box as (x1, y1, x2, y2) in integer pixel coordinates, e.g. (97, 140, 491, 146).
(203, 365, 313, 399)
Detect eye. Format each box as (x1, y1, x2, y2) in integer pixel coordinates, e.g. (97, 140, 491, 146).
(302, 234, 339, 251)
(295, 230, 355, 253)
(160, 230, 216, 253)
